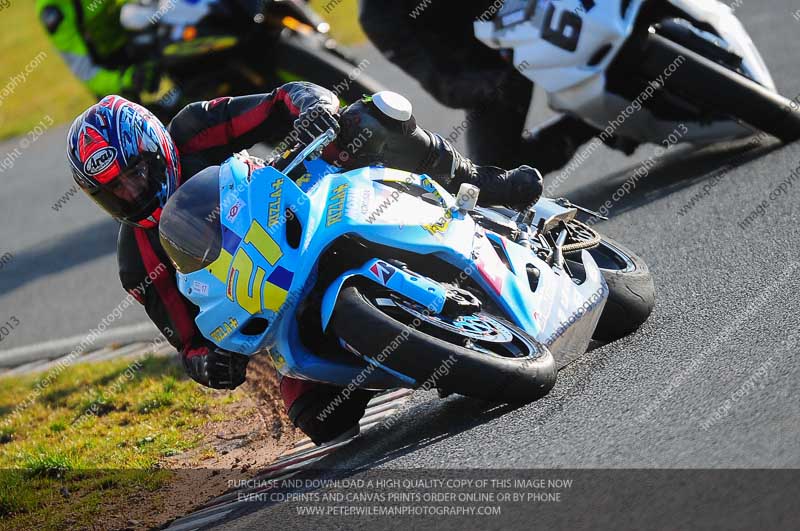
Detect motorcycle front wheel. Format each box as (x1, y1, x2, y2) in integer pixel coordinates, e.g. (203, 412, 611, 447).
(330, 285, 556, 403)
(638, 32, 800, 143)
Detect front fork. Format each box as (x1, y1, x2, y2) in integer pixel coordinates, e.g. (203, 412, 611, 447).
(319, 258, 447, 331)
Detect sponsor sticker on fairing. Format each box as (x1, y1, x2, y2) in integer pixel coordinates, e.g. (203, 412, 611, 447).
(369, 261, 397, 285)
(226, 199, 246, 222)
(191, 280, 209, 296)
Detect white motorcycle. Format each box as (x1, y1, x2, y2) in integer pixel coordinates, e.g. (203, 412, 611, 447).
(475, 0, 800, 145)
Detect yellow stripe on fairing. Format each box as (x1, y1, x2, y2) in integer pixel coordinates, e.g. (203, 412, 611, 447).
(262, 282, 289, 312)
(207, 248, 233, 284)
(243, 221, 283, 265)
(231, 249, 266, 315)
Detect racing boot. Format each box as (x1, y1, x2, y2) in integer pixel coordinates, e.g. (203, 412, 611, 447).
(281, 376, 374, 446)
(427, 133, 543, 210)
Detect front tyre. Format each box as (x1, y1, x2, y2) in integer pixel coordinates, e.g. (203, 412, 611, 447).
(639, 33, 800, 143)
(330, 286, 556, 403)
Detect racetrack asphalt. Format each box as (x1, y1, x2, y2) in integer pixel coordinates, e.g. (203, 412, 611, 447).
(1, 1, 799, 527)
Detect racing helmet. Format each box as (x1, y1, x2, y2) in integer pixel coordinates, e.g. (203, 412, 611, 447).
(67, 95, 181, 228)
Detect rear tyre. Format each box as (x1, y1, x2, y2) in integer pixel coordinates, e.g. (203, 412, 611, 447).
(273, 34, 386, 103)
(639, 33, 800, 143)
(567, 236, 655, 342)
(330, 286, 556, 403)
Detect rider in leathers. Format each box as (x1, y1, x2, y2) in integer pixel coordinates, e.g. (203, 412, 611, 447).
(71, 82, 542, 445)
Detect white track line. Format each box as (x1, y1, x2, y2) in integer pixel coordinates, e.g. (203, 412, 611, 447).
(0, 322, 160, 367)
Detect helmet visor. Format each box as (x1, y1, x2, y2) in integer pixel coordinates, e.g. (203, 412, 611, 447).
(86, 153, 165, 223)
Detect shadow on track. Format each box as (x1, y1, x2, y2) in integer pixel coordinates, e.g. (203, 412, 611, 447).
(213, 394, 527, 524)
(562, 137, 784, 220)
(0, 218, 118, 296)
(348, 396, 523, 470)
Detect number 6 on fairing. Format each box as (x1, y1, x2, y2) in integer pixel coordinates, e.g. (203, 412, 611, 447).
(541, 3, 583, 52)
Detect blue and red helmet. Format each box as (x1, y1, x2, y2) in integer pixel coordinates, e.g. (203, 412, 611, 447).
(67, 95, 181, 228)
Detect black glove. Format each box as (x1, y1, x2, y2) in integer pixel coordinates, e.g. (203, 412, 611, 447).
(292, 106, 340, 149)
(182, 341, 249, 390)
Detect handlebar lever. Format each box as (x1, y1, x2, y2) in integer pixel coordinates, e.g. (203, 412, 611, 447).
(282, 128, 338, 175)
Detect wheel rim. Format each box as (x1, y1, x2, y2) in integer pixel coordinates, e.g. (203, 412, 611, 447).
(394, 298, 514, 343)
(590, 240, 636, 273)
(563, 220, 635, 273)
(369, 292, 541, 360)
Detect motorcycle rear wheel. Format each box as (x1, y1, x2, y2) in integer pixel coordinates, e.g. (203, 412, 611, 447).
(566, 232, 655, 342)
(330, 285, 556, 403)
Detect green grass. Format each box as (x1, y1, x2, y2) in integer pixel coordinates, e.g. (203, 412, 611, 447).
(313, 0, 365, 46)
(0, 355, 239, 531)
(0, 3, 94, 140)
(0, 0, 365, 140)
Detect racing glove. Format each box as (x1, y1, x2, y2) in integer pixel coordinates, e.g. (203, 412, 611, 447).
(292, 106, 341, 149)
(182, 340, 249, 390)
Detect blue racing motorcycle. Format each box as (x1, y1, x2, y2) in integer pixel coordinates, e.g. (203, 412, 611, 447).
(159, 128, 654, 402)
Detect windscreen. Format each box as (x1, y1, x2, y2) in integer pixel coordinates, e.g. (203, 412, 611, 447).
(159, 166, 223, 274)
